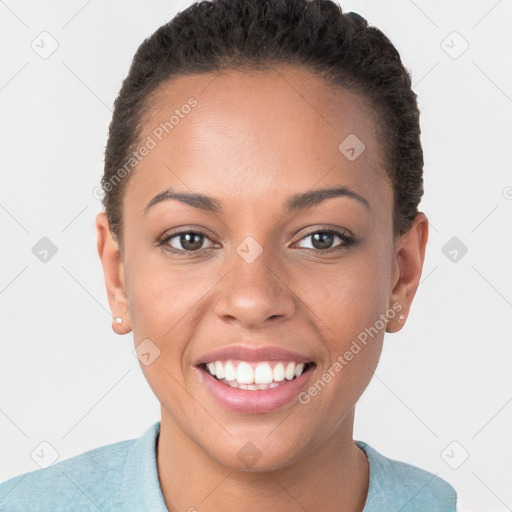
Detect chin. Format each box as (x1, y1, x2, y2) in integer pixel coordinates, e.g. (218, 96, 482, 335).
(200, 428, 313, 473)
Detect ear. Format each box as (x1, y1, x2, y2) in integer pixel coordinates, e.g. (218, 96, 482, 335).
(95, 212, 132, 335)
(386, 212, 429, 333)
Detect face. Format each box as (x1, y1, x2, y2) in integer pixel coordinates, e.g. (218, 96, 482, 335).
(97, 66, 427, 471)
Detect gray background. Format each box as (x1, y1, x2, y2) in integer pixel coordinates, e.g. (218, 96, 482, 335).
(1, 1, 511, 510)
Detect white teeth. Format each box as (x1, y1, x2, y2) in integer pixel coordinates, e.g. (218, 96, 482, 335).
(273, 362, 285, 381)
(207, 362, 216, 376)
(223, 380, 284, 390)
(285, 362, 296, 380)
(294, 363, 305, 377)
(224, 361, 236, 381)
(204, 359, 310, 387)
(236, 362, 254, 384)
(254, 362, 273, 384)
(215, 361, 225, 380)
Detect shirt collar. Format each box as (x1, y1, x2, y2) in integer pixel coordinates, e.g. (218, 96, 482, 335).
(120, 423, 375, 511)
(120, 421, 168, 511)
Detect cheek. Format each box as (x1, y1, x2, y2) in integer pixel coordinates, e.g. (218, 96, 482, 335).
(125, 257, 216, 377)
(127, 266, 193, 410)
(306, 244, 392, 342)
(300, 256, 390, 421)
(125, 244, 194, 338)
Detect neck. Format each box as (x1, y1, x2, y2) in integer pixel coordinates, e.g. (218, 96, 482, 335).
(156, 407, 369, 512)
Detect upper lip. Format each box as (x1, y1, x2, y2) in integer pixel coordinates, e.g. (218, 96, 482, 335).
(194, 345, 314, 366)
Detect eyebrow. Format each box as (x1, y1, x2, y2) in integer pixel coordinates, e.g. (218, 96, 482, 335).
(144, 185, 370, 215)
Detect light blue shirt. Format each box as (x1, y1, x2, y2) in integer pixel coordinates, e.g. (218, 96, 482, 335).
(0, 421, 458, 511)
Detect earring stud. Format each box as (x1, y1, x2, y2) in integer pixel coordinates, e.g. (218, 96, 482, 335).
(398, 314, 405, 322)
(115, 316, 123, 324)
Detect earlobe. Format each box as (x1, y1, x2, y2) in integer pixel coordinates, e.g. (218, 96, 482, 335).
(386, 212, 429, 334)
(95, 212, 132, 335)
(112, 313, 131, 335)
(385, 309, 406, 333)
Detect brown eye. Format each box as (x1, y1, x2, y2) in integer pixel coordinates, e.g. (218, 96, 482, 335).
(160, 230, 215, 253)
(295, 229, 355, 252)
(310, 232, 336, 250)
(174, 232, 205, 251)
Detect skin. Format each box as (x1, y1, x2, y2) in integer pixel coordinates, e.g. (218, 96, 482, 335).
(96, 66, 428, 512)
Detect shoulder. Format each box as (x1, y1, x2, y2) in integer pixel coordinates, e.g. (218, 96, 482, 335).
(356, 440, 458, 512)
(0, 436, 136, 512)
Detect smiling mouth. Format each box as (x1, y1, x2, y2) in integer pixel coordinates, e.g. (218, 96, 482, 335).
(199, 360, 316, 390)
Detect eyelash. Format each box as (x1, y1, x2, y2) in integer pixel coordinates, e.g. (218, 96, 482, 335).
(157, 227, 356, 256)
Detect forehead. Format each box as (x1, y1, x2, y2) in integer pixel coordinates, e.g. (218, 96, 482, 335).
(125, 66, 391, 217)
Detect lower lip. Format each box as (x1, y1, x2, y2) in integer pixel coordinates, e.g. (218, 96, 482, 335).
(197, 365, 316, 414)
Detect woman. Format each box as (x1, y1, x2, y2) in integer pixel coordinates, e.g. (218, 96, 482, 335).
(0, 0, 459, 510)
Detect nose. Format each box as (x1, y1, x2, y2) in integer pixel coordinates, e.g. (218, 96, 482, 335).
(214, 244, 297, 329)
